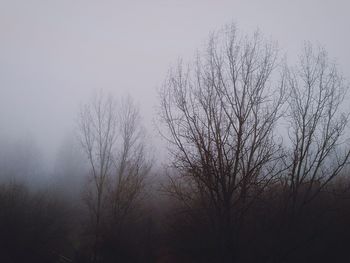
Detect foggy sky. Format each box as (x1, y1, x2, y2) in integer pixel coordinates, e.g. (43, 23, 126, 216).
(1, 0, 350, 165)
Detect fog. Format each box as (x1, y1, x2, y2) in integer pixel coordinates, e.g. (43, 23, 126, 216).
(1, 0, 350, 167)
(1, 1, 350, 262)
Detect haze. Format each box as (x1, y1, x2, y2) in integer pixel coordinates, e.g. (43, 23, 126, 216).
(3, 1, 350, 262)
(1, 0, 350, 167)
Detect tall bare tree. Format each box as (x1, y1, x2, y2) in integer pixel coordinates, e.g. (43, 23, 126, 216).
(79, 91, 118, 262)
(109, 97, 152, 231)
(79, 92, 151, 262)
(284, 44, 350, 215)
(159, 24, 286, 259)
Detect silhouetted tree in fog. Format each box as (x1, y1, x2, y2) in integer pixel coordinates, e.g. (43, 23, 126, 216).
(108, 97, 151, 231)
(284, 44, 350, 215)
(260, 44, 350, 263)
(79, 92, 118, 262)
(78, 92, 151, 262)
(159, 24, 287, 261)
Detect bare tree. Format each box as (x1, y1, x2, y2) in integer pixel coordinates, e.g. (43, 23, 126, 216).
(79, 91, 118, 262)
(284, 44, 350, 215)
(109, 97, 152, 232)
(78, 92, 151, 262)
(159, 24, 286, 259)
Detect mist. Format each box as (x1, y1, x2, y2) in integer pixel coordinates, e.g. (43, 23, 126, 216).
(1, 0, 350, 166)
(1, 1, 350, 262)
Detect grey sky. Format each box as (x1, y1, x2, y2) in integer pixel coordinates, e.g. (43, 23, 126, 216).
(1, 0, 350, 163)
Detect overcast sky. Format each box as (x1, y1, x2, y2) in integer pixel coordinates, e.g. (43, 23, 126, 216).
(1, 0, 349, 164)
